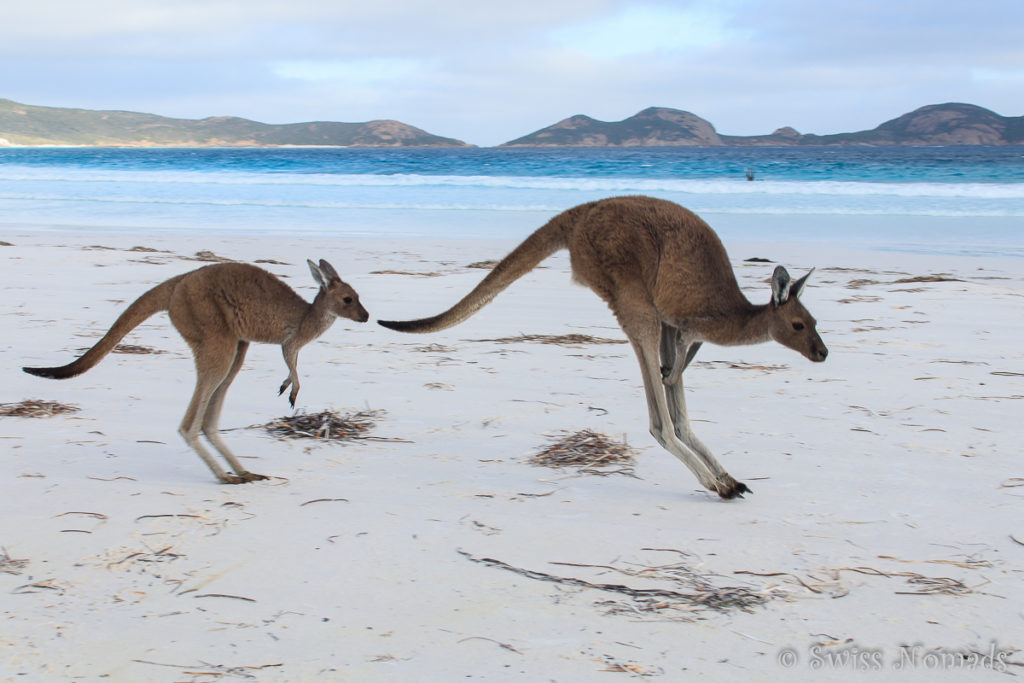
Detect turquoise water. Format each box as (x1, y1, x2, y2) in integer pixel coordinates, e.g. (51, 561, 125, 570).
(1, 147, 1022, 254)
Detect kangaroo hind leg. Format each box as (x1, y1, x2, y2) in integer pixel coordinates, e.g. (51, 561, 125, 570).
(179, 337, 253, 484)
(659, 324, 749, 498)
(201, 340, 267, 483)
(613, 301, 723, 495)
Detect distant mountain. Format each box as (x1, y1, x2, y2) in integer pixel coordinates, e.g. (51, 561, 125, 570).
(503, 103, 1024, 147)
(503, 107, 723, 147)
(0, 99, 470, 147)
(787, 103, 1024, 146)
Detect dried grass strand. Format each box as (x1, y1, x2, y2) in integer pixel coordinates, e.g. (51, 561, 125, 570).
(0, 400, 80, 418)
(459, 550, 774, 620)
(473, 333, 627, 346)
(0, 548, 29, 575)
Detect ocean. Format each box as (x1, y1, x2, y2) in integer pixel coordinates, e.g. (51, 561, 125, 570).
(1, 146, 1021, 255)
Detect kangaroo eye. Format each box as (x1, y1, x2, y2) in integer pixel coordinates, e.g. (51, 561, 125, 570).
(792, 321, 805, 331)
(343, 297, 353, 304)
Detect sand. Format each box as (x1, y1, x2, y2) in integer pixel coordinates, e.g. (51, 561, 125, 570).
(1, 229, 1022, 681)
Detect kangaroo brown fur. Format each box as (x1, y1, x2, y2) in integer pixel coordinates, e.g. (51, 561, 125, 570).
(24, 259, 369, 484)
(379, 196, 828, 499)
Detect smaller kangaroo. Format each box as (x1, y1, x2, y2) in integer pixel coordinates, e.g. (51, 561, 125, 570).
(24, 259, 369, 484)
(379, 196, 828, 499)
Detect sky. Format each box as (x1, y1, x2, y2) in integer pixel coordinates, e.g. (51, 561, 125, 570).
(2, 0, 1022, 146)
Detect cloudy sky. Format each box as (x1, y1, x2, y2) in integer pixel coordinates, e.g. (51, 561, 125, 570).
(3, 0, 1022, 146)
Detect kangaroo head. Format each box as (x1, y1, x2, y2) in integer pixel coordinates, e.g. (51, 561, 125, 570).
(308, 259, 370, 323)
(767, 266, 828, 362)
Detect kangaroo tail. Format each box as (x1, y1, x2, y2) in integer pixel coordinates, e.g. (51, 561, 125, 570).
(23, 274, 186, 380)
(378, 203, 592, 333)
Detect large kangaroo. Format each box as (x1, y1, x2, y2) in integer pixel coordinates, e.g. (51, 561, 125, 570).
(24, 259, 369, 484)
(380, 196, 827, 499)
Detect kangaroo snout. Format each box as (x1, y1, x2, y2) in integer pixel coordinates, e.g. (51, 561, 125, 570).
(809, 331, 829, 362)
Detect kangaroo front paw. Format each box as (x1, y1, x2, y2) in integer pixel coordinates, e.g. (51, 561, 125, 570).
(714, 475, 751, 500)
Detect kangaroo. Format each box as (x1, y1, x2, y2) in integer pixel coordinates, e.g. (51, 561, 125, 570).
(379, 196, 828, 499)
(24, 259, 369, 484)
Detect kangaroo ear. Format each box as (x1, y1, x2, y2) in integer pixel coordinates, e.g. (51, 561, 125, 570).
(307, 259, 328, 289)
(771, 266, 792, 306)
(317, 259, 341, 283)
(791, 267, 815, 299)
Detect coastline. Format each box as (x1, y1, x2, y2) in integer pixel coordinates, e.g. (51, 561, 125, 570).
(2, 228, 1021, 680)
(4, 211, 1022, 260)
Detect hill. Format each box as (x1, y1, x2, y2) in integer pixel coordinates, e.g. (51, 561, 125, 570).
(789, 103, 1024, 146)
(0, 99, 470, 147)
(503, 103, 1024, 147)
(503, 107, 723, 147)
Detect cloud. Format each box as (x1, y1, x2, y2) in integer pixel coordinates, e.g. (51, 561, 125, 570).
(548, 3, 746, 59)
(271, 58, 420, 84)
(732, 0, 1024, 64)
(2, 1, 623, 57)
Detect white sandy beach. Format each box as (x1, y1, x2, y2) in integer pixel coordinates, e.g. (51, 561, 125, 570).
(1, 228, 1022, 681)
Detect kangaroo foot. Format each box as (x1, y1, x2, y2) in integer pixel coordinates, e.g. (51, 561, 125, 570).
(715, 475, 751, 500)
(220, 471, 269, 484)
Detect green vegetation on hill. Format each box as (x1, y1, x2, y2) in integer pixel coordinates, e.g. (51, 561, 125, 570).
(0, 99, 470, 147)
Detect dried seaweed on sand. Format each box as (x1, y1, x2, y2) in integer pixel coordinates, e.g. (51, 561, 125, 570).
(72, 343, 163, 356)
(260, 409, 385, 442)
(370, 269, 443, 277)
(893, 273, 963, 284)
(190, 250, 234, 262)
(473, 333, 627, 346)
(834, 566, 973, 596)
(114, 344, 164, 355)
(413, 343, 454, 353)
(459, 549, 779, 621)
(1, 548, 29, 575)
(529, 429, 638, 476)
(737, 563, 977, 598)
(693, 360, 788, 372)
(0, 400, 80, 418)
